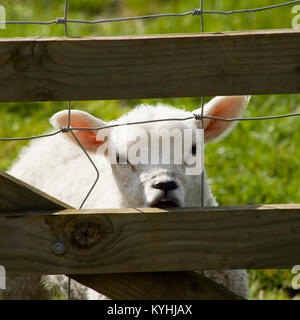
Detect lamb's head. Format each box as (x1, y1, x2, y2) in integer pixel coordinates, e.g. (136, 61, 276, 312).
(51, 96, 250, 208)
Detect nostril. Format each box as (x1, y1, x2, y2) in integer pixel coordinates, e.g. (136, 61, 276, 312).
(153, 181, 178, 192)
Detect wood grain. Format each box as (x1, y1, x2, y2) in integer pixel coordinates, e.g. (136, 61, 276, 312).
(1, 204, 300, 275)
(0, 170, 70, 212)
(1, 29, 300, 102)
(0, 171, 239, 299)
(71, 272, 243, 300)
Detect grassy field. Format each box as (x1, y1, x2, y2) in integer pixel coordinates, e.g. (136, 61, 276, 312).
(1, 0, 300, 299)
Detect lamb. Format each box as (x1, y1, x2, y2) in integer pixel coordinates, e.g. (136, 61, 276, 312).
(3, 95, 250, 300)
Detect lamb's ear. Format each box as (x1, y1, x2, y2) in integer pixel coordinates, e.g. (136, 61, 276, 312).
(50, 110, 107, 153)
(193, 96, 250, 143)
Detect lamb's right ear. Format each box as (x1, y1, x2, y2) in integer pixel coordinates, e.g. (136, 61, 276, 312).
(50, 110, 107, 153)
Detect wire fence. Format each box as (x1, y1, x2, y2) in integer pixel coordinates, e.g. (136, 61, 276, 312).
(2, 0, 300, 25)
(1, 0, 300, 301)
(1, 0, 300, 208)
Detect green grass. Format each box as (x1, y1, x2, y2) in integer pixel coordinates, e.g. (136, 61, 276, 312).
(1, 0, 300, 300)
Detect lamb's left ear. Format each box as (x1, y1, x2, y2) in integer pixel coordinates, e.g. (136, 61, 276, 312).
(50, 110, 107, 153)
(193, 96, 250, 143)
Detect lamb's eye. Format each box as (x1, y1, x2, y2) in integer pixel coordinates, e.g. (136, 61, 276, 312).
(116, 153, 135, 169)
(192, 144, 197, 156)
(116, 153, 127, 164)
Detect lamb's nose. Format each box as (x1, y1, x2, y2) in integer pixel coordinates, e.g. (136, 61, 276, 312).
(153, 181, 178, 193)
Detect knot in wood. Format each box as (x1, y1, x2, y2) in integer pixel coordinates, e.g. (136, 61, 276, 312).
(70, 221, 102, 249)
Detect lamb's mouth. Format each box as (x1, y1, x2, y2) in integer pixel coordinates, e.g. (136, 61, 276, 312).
(151, 198, 179, 209)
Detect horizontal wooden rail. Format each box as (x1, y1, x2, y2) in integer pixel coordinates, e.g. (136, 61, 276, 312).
(0, 170, 241, 299)
(0, 171, 298, 299)
(1, 204, 300, 275)
(1, 29, 300, 102)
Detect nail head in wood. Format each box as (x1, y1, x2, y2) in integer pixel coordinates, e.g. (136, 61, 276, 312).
(52, 240, 66, 255)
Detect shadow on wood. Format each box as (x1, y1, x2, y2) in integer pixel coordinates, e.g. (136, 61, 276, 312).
(71, 272, 243, 300)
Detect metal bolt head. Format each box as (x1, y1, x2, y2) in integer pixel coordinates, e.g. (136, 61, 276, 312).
(52, 240, 66, 255)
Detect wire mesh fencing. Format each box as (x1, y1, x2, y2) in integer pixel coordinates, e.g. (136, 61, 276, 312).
(2, 0, 300, 25)
(1, 0, 300, 301)
(1, 0, 300, 209)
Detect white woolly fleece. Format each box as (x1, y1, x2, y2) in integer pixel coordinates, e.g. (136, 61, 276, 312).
(3, 97, 250, 300)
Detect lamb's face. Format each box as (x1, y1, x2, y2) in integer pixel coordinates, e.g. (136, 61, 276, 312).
(50, 96, 250, 208)
(106, 117, 199, 208)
